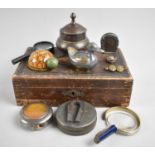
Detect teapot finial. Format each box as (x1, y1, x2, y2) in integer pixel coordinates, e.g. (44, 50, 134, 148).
(70, 12, 76, 24)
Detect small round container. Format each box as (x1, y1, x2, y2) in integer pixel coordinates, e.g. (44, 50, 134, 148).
(55, 99, 97, 135)
(20, 103, 53, 130)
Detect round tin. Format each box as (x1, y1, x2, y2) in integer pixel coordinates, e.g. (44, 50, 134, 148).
(55, 99, 97, 135)
(20, 103, 53, 130)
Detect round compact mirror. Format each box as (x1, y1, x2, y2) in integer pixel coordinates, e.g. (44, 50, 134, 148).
(20, 103, 53, 130)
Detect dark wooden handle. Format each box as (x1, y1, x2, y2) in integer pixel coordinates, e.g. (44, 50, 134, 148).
(11, 47, 34, 65)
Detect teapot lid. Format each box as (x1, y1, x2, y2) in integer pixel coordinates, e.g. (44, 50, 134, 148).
(60, 12, 87, 35)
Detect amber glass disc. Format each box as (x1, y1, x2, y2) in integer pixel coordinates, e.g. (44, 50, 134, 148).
(23, 103, 48, 120)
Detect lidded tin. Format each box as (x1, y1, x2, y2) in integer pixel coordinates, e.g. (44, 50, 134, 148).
(55, 99, 97, 135)
(56, 12, 89, 52)
(20, 103, 53, 130)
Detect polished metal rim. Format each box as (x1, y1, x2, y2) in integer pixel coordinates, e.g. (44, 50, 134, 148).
(20, 103, 53, 130)
(104, 106, 141, 136)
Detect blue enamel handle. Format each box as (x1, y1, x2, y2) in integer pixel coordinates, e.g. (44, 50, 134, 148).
(94, 125, 117, 143)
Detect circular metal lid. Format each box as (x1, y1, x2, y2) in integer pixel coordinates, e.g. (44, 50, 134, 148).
(59, 13, 87, 42)
(55, 99, 97, 135)
(20, 103, 53, 130)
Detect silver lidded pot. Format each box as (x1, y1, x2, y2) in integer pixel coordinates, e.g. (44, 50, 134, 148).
(56, 12, 89, 52)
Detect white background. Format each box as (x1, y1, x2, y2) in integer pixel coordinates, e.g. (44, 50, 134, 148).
(0, 8, 155, 147)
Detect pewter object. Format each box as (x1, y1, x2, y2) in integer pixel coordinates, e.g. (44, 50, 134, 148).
(106, 55, 117, 63)
(101, 33, 119, 52)
(87, 42, 104, 53)
(55, 99, 97, 135)
(56, 12, 89, 52)
(20, 103, 53, 130)
(68, 47, 98, 69)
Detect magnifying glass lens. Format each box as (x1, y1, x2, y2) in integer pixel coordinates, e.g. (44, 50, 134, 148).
(94, 107, 140, 144)
(34, 41, 54, 52)
(107, 112, 137, 130)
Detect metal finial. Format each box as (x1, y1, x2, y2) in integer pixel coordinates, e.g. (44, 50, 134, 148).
(70, 12, 76, 24)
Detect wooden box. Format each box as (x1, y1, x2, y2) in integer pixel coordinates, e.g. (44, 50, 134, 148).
(12, 49, 133, 107)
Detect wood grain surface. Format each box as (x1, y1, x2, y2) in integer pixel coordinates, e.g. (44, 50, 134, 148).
(12, 48, 133, 107)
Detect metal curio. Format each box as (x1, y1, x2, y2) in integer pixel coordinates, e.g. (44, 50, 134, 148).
(56, 12, 90, 52)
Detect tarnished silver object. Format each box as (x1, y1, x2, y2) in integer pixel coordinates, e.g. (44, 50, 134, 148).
(20, 103, 53, 130)
(55, 99, 97, 135)
(87, 42, 104, 53)
(68, 47, 98, 69)
(106, 55, 117, 63)
(101, 33, 119, 52)
(56, 12, 89, 52)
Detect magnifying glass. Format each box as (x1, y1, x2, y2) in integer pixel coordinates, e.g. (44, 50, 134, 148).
(94, 107, 141, 144)
(33, 41, 54, 52)
(33, 41, 65, 58)
(11, 41, 54, 65)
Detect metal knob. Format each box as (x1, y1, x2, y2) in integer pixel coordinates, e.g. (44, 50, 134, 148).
(70, 12, 76, 24)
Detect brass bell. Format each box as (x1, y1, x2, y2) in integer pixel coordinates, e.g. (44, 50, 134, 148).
(56, 12, 89, 52)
